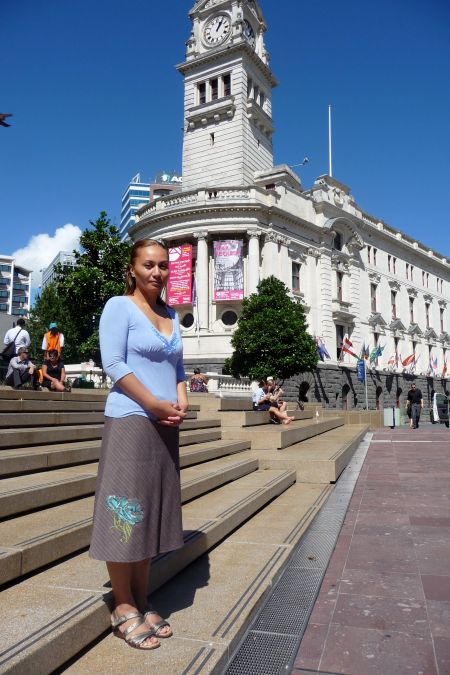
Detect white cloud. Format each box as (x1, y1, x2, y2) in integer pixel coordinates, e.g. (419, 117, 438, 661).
(12, 223, 82, 288)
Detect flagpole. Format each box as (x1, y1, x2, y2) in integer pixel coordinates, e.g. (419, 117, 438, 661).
(365, 356, 369, 410)
(328, 105, 333, 177)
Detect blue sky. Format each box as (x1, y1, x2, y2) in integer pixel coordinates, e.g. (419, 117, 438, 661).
(2, 0, 449, 281)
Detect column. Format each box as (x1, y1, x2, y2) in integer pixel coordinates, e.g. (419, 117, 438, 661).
(348, 256, 362, 347)
(318, 247, 336, 358)
(194, 231, 209, 332)
(261, 231, 278, 280)
(278, 236, 292, 289)
(247, 229, 261, 294)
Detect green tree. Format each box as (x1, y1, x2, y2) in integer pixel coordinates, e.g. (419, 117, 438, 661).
(225, 276, 318, 381)
(29, 212, 131, 364)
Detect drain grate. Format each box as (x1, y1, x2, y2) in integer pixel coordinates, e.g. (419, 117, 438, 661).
(225, 632, 299, 675)
(225, 435, 372, 675)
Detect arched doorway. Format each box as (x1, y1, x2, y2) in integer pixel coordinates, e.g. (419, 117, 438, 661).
(298, 381, 310, 402)
(376, 386, 383, 411)
(396, 387, 403, 409)
(342, 384, 351, 410)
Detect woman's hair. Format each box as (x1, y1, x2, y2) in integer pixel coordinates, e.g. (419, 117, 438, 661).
(193, 368, 201, 375)
(258, 379, 266, 387)
(124, 239, 169, 303)
(48, 349, 59, 358)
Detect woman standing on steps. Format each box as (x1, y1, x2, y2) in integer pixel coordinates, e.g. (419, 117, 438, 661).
(90, 239, 188, 651)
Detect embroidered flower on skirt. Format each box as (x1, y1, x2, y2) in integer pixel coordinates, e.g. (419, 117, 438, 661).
(106, 495, 144, 544)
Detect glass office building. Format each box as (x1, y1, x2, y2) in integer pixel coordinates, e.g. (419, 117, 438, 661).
(0, 255, 32, 317)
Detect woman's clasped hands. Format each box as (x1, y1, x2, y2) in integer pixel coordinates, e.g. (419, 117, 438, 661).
(152, 400, 187, 426)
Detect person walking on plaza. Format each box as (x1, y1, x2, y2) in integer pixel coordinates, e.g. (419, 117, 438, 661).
(42, 322, 64, 357)
(5, 346, 39, 389)
(2, 318, 30, 359)
(407, 381, 423, 429)
(89, 239, 188, 651)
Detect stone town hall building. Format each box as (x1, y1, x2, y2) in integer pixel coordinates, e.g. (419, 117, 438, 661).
(131, 0, 450, 409)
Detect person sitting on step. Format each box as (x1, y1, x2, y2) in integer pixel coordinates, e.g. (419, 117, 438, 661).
(252, 380, 295, 425)
(41, 349, 68, 392)
(5, 347, 40, 390)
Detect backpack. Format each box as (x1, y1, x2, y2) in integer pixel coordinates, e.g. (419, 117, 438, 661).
(1, 328, 23, 359)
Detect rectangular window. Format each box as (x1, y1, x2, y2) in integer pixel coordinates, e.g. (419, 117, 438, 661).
(410, 265, 414, 282)
(333, 232, 343, 251)
(259, 91, 265, 108)
(337, 272, 343, 302)
(370, 283, 377, 313)
(388, 255, 391, 273)
(198, 82, 206, 105)
(223, 73, 231, 97)
(406, 263, 410, 280)
(426, 272, 429, 288)
(425, 303, 430, 329)
(292, 263, 301, 292)
(393, 257, 397, 274)
(391, 291, 397, 319)
(253, 85, 259, 102)
(336, 324, 345, 360)
(373, 248, 377, 266)
(409, 297, 415, 323)
(422, 271, 425, 286)
(247, 78, 253, 98)
(367, 246, 371, 264)
(441, 307, 445, 333)
(210, 78, 219, 100)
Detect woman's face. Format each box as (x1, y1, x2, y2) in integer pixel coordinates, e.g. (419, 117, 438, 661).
(131, 245, 169, 295)
(49, 353, 59, 363)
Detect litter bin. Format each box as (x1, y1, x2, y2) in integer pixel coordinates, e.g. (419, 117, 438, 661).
(383, 407, 396, 428)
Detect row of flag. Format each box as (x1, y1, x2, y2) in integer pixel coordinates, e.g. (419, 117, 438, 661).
(315, 336, 448, 377)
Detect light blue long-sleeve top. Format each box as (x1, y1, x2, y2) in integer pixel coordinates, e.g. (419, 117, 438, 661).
(100, 296, 186, 420)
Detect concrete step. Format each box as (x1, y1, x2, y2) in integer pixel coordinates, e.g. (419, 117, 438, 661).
(0, 463, 98, 518)
(222, 416, 345, 449)
(255, 424, 370, 483)
(0, 399, 106, 412)
(180, 439, 251, 468)
(218, 398, 253, 411)
(0, 389, 107, 402)
(64, 482, 333, 675)
(0, 440, 102, 476)
(0, 417, 218, 451)
(0, 468, 296, 674)
(0, 424, 104, 449)
(0, 409, 198, 428)
(0, 411, 106, 428)
(0, 446, 256, 520)
(179, 427, 222, 446)
(218, 409, 313, 428)
(0, 452, 259, 584)
(1, 437, 248, 478)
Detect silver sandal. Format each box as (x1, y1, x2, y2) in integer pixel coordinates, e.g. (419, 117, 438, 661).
(144, 609, 173, 638)
(111, 610, 160, 650)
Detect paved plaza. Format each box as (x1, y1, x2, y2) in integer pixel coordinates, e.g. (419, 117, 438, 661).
(293, 425, 450, 675)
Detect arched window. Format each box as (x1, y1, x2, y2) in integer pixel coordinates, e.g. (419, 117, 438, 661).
(342, 384, 351, 410)
(376, 386, 383, 411)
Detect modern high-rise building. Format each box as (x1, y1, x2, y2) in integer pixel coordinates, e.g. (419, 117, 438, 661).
(41, 251, 77, 290)
(119, 172, 182, 241)
(0, 255, 32, 317)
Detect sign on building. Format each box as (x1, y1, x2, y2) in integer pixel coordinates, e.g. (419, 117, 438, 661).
(168, 245, 193, 305)
(213, 240, 244, 301)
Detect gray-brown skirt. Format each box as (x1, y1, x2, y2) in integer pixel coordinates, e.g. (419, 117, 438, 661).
(89, 415, 184, 562)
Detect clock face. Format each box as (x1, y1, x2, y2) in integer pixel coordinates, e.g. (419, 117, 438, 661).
(243, 19, 255, 48)
(203, 14, 231, 46)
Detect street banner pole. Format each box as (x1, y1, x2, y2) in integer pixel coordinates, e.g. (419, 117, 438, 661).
(365, 359, 369, 410)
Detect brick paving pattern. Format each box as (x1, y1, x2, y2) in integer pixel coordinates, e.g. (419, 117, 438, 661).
(292, 426, 450, 675)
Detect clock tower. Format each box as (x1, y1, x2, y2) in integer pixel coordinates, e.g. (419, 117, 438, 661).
(178, 0, 277, 191)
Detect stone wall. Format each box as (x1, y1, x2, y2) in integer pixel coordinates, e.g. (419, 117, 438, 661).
(184, 358, 449, 416)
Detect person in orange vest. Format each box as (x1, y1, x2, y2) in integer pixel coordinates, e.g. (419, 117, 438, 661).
(42, 322, 65, 358)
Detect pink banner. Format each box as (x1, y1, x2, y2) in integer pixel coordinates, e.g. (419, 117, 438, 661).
(168, 244, 193, 305)
(214, 240, 244, 301)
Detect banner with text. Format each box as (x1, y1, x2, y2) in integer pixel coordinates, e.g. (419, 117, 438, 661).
(168, 244, 193, 306)
(214, 240, 244, 301)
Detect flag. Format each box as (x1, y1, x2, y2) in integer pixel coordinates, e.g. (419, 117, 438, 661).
(369, 344, 385, 363)
(432, 356, 438, 372)
(341, 335, 358, 359)
(388, 353, 398, 366)
(442, 358, 448, 378)
(360, 343, 370, 360)
(316, 337, 331, 361)
(402, 353, 415, 367)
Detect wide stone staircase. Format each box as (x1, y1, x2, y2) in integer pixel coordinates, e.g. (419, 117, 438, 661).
(0, 389, 368, 674)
